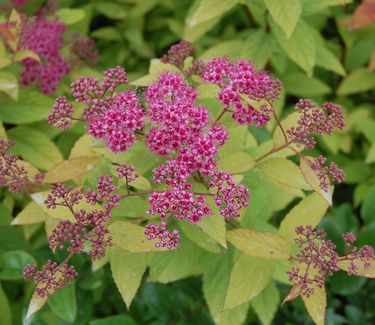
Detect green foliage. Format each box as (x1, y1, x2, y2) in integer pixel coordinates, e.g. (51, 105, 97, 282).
(0, 0, 375, 325)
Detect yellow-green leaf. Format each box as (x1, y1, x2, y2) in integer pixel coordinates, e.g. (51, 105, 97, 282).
(14, 49, 40, 62)
(11, 201, 47, 225)
(264, 0, 302, 39)
(252, 280, 280, 325)
(0, 71, 18, 100)
(279, 193, 329, 240)
(272, 112, 301, 156)
(26, 287, 49, 319)
(337, 259, 375, 278)
(302, 285, 326, 325)
(0, 283, 12, 325)
(259, 157, 311, 190)
(224, 254, 274, 310)
(300, 156, 333, 206)
(110, 246, 147, 309)
(56, 8, 85, 25)
(109, 221, 174, 252)
(43, 156, 102, 183)
(337, 68, 375, 96)
(227, 228, 290, 260)
(217, 151, 255, 174)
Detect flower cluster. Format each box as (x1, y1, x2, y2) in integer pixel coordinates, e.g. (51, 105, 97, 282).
(48, 96, 74, 130)
(287, 99, 345, 150)
(19, 13, 69, 94)
(287, 226, 374, 298)
(0, 138, 43, 192)
(69, 32, 99, 68)
(23, 173, 127, 297)
(310, 156, 345, 191)
(160, 40, 196, 68)
(202, 57, 282, 127)
(144, 221, 180, 249)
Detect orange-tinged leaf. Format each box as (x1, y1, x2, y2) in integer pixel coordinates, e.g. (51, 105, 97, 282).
(300, 156, 333, 206)
(227, 228, 291, 260)
(345, 0, 375, 29)
(26, 288, 48, 319)
(282, 285, 302, 304)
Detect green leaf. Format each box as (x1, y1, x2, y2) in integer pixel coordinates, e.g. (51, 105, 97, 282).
(269, 17, 316, 76)
(264, 0, 302, 39)
(0, 250, 35, 280)
(224, 254, 274, 309)
(56, 8, 85, 25)
(366, 142, 375, 164)
(259, 157, 311, 191)
(179, 221, 221, 254)
(90, 315, 138, 325)
(48, 284, 77, 322)
(337, 68, 375, 96)
(279, 193, 329, 240)
(227, 228, 290, 260)
(219, 125, 257, 156)
(252, 280, 280, 325)
(8, 126, 63, 170)
(0, 283, 12, 325)
(361, 185, 375, 223)
(148, 238, 212, 283)
(91, 27, 122, 41)
(241, 30, 276, 68)
(0, 89, 54, 124)
(183, 16, 221, 42)
(109, 221, 174, 252)
(315, 42, 346, 76)
(14, 49, 40, 62)
(0, 71, 18, 100)
(95, 2, 127, 20)
(186, 0, 238, 27)
(217, 151, 255, 174)
(302, 0, 353, 16)
(11, 201, 47, 225)
(110, 246, 147, 309)
(200, 40, 245, 59)
(43, 156, 102, 183)
(281, 72, 331, 97)
(302, 285, 326, 325)
(203, 255, 249, 325)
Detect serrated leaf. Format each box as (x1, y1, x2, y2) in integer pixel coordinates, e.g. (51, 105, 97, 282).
(337, 258, 375, 278)
(186, 0, 238, 27)
(227, 228, 290, 260)
(11, 201, 47, 225)
(217, 151, 255, 174)
(264, 0, 302, 39)
(300, 156, 333, 206)
(302, 285, 326, 325)
(224, 254, 274, 310)
(109, 221, 174, 252)
(252, 280, 280, 325)
(269, 17, 316, 76)
(8, 126, 62, 170)
(110, 246, 146, 308)
(337, 68, 375, 96)
(203, 255, 249, 325)
(279, 193, 329, 240)
(43, 156, 101, 183)
(259, 157, 311, 190)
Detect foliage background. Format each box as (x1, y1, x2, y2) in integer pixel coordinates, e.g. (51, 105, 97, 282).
(1, 0, 375, 324)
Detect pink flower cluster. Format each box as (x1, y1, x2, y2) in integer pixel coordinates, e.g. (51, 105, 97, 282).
(287, 99, 345, 150)
(0, 138, 43, 192)
(161, 40, 196, 68)
(287, 226, 374, 298)
(48, 96, 74, 130)
(310, 156, 345, 191)
(24, 174, 128, 297)
(202, 57, 282, 127)
(144, 221, 180, 249)
(19, 14, 69, 94)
